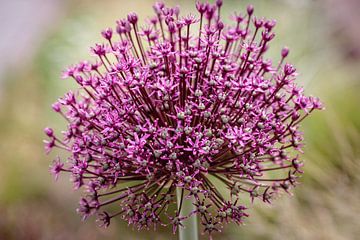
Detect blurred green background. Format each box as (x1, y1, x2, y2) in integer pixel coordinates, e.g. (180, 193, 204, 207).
(0, 0, 359, 239)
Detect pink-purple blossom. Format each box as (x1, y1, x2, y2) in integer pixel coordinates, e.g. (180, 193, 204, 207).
(44, 0, 322, 236)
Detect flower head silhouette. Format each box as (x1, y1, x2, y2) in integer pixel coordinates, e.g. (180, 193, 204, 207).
(44, 0, 322, 236)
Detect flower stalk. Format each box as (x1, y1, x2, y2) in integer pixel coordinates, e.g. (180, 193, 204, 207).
(177, 188, 199, 240)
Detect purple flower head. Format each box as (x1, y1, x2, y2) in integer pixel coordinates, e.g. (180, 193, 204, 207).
(101, 28, 113, 41)
(45, 1, 322, 237)
(50, 157, 64, 181)
(128, 12, 139, 24)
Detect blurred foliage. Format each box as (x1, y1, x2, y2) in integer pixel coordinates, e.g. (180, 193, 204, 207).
(0, 0, 359, 239)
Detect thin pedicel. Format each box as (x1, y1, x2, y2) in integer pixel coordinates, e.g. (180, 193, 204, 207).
(44, 0, 322, 237)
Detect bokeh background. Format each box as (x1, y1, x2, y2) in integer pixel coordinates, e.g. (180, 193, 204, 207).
(0, 0, 359, 239)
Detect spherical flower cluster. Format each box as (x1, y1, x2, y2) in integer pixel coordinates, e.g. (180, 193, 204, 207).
(44, 0, 322, 236)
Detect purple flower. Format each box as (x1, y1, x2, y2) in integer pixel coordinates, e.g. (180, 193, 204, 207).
(44, 1, 322, 236)
(101, 28, 113, 41)
(77, 198, 96, 221)
(97, 212, 111, 228)
(44, 127, 54, 137)
(50, 157, 64, 181)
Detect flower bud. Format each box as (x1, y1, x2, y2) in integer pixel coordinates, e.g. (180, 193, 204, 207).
(52, 102, 61, 112)
(247, 5, 254, 15)
(44, 127, 54, 137)
(281, 47, 289, 58)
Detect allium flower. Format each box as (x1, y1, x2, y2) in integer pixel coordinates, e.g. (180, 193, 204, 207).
(44, 0, 322, 236)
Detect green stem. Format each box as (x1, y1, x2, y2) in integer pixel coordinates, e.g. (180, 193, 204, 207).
(176, 188, 199, 240)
